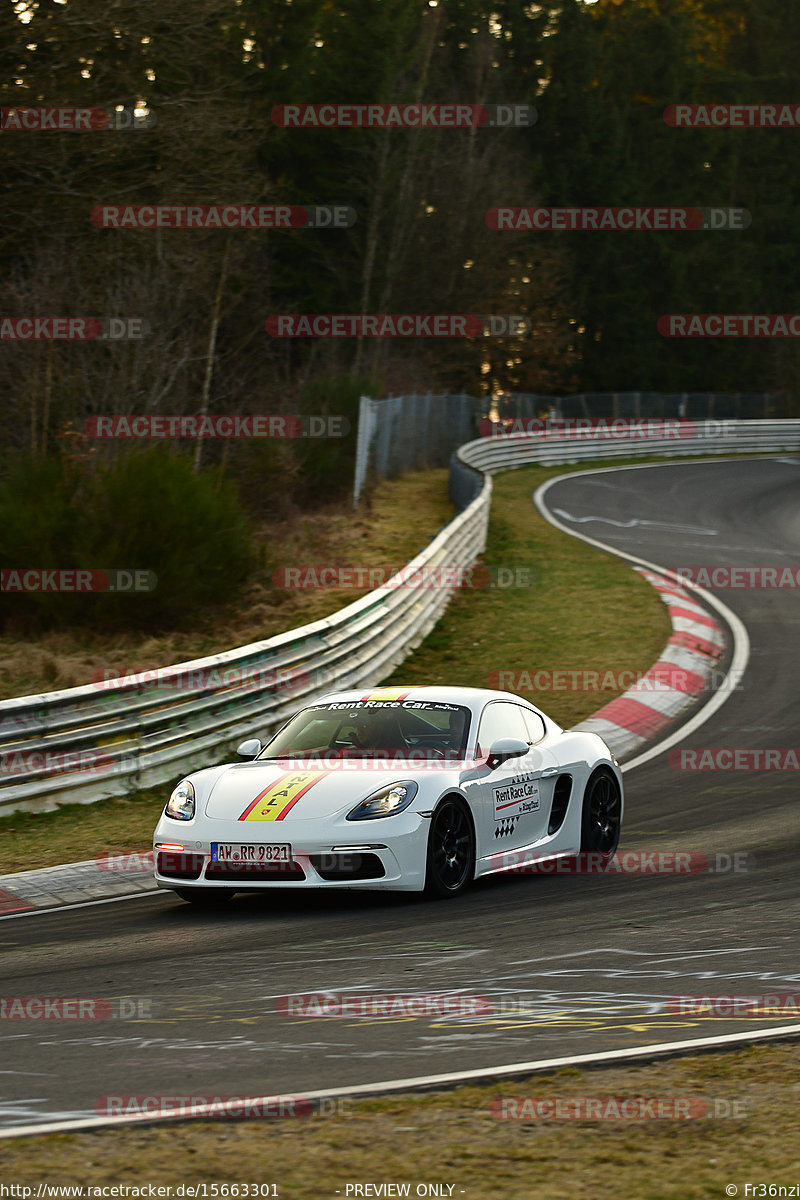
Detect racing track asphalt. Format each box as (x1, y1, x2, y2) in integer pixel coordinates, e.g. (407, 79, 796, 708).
(1, 456, 799, 1130)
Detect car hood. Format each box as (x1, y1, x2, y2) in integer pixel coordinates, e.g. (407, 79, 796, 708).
(203, 760, 454, 823)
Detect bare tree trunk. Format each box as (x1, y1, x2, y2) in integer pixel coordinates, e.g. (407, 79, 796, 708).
(30, 370, 38, 456)
(41, 342, 53, 458)
(372, 4, 441, 375)
(194, 235, 231, 471)
(354, 130, 393, 376)
(445, 18, 491, 299)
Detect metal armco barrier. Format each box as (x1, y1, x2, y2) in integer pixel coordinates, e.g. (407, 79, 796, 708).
(457, 418, 800, 473)
(0, 482, 491, 813)
(2, 417, 799, 814)
(351, 391, 783, 503)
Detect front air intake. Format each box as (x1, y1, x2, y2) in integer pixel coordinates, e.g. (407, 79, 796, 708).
(157, 851, 204, 880)
(310, 853, 386, 881)
(205, 862, 306, 882)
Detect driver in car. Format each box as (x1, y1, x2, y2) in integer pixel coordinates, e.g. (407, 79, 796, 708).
(350, 710, 407, 755)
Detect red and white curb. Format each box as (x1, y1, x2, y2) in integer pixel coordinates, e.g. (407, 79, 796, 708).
(0, 855, 155, 918)
(573, 566, 726, 761)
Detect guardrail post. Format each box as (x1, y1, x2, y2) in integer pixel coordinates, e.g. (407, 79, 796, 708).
(353, 394, 376, 507)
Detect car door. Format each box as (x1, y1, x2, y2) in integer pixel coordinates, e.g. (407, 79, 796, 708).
(465, 700, 559, 862)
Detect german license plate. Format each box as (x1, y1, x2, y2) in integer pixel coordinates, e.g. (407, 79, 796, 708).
(211, 843, 292, 863)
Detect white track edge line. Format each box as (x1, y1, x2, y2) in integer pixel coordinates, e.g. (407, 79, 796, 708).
(0, 889, 159, 921)
(2, 1023, 799, 1139)
(533, 461, 751, 772)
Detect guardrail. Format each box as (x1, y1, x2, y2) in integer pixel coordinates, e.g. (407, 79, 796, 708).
(3, 417, 799, 815)
(0, 478, 492, 813)
(352, 392, 785, 503)
(457, 418, 800, 473)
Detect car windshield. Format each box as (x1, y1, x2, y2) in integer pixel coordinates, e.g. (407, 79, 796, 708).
(257, 700, 471, 761)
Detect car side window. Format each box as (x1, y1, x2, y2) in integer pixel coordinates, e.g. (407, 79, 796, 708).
(476, 702, 529, 754)
(521, 708, 546, 745)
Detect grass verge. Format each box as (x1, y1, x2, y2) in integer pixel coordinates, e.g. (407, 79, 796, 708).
(0, 788, 163, 874)
(1, 1041, 797, 1197)
(382, 461, 673, 729)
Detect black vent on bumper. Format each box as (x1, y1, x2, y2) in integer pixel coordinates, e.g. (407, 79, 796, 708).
(205, 862, 306, 882)
(548, 775, 573, 835)
(310, 853, 386, 881)
(157, 852, 204, 880)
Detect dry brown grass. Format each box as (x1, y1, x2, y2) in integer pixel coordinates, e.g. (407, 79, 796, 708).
(1, 1042, 798, 1197)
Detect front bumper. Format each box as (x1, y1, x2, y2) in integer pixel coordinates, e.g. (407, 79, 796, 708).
(152, 814, 430, 892)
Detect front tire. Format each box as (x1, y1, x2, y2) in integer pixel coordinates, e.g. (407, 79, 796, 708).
(173, 887, 234, 906)
(424, 798, 475, 899)
(580, 767, 622, 861)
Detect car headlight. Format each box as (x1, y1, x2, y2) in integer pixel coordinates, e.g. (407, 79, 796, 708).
(165, 780, 195, 821)
(346, 780, 418, 821)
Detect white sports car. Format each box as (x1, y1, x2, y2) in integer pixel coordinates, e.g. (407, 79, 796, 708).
(153, 685, 623, 902)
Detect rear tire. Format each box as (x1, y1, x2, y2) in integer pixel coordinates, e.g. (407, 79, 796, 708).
(424, 798, 475, 899)
(174, 887, 234, 906)
(579, 767, 622, 862)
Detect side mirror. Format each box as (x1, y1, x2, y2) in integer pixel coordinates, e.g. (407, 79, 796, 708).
(486, 737, 529, 770)
(236, 738, 262, 760)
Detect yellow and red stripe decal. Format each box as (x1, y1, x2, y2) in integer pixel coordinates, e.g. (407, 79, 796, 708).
(238, 771, 330, 822)
(359, 688, 412, 702)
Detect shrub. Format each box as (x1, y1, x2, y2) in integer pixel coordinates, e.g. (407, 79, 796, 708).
(0, 448, 252, 632)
